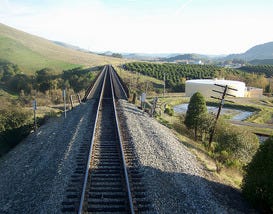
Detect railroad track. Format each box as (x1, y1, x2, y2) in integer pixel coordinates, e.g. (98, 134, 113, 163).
(62, 65, 151, 213)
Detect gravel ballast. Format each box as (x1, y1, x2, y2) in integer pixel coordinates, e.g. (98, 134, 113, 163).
(0, 99, 255, 213)
(0, 100, 96, 213)
(118, 100, 255, 214)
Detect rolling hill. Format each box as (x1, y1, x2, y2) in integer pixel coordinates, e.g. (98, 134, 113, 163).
(225, 41, 273, 62)
(163, 53, 208, 62)
(0, 23, 122, 73)
(249, 59, 273, 65)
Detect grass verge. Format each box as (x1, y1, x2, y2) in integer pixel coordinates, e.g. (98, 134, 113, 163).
(153, 94, 273, 189)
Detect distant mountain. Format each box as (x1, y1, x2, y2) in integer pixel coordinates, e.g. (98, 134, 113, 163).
(164, 53, 208, 62)
(225, 42, 273, 61)
(53, 41, 92, 53)
(100, 51, 113, 56)
(249, 59, 273, 65)
(121, 53, 180, 60)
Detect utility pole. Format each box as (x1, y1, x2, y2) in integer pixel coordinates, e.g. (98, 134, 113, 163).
(209, 84, 237, 147)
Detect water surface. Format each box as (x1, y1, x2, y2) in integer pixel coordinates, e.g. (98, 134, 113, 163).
(174, 104, 254, 121)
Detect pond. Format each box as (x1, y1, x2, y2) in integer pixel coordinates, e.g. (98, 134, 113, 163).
(173, 104, 254, 121)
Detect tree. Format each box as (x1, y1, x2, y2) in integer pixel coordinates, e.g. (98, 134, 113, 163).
(112, 53, 123, 58)
(7, 74, 32, 94)
(35, 68, 55, 93)
(198, 113, 215, 141)
(242, 137, 273, 211)
(184, 92, 207, 140)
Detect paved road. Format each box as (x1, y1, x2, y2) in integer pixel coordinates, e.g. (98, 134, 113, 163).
(230, 120, 273, 132)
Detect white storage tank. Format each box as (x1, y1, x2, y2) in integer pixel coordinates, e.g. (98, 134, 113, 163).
(185, 79, 246, 97)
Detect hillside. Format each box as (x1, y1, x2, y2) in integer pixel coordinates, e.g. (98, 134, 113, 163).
(249, 59, 273, 65)
(225, 41, 273, 61)
(163, 53, 208, 62)
(52, 41, 90, 52)
(0, 23, 122, 73)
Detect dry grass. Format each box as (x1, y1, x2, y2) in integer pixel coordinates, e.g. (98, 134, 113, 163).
(173, 126, 244, 189)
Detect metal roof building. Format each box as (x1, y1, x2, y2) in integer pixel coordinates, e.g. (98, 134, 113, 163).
(185, 79, 246, 97)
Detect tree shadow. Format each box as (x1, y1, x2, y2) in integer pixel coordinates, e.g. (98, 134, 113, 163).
(139, 165, 258, 214)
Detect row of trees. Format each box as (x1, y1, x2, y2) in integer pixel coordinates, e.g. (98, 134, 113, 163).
(0, 62, 97, 156)
(124, 62, 221, 87)
(184, 92, 272, 211)
(184, 92, 259, 168)
(124, 62, 270, 92)
(0, 62, 96, 97)
(239, 65, 273, 77)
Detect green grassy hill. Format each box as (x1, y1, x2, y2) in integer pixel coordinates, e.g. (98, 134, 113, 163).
(0, 23, 122, 73)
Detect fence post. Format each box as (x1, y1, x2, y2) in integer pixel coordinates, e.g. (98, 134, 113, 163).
(77, 94, 81, 104)
(63, 89, 67, 118)
(70, 95, 74, 109)
(33, 99, 37, 131)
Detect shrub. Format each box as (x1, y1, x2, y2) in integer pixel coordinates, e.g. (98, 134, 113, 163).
(215, 121, 259, 165)
(242, 137, 273, 211)
(0, 106, 31, 132)
(0, 105, 32, 157)
(164, 105, 174, 116)
(0, 124, 32, 156)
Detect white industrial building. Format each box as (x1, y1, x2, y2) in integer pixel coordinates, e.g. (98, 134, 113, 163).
(185, 79, 246, 98)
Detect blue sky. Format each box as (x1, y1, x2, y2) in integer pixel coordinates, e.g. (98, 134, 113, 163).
(1, 0, 273, 54)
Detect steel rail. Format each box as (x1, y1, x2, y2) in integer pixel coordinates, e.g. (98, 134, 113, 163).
(110, 65, 128, 100)
(109, 68, 135, 214)
(85, 65, 107, 100)
(77, 66, 108, 214)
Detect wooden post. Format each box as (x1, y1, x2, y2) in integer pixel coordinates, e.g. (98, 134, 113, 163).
(77, 94, 81, 104)
(33, 99, 37, 131)
(70, 95, 74, 109)
(145, 81, 149, 94)
(151, 97, 158, 117)
(63, 89, 67, 118)
(141, 93, 146, 110)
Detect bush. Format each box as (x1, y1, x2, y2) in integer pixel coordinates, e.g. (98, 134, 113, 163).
(0, 104, 32, 156)
(215, 121, 259, 165)
(0, 124, 32, 157)
(0, 106, 31, 132)
(242, 137, 273, 211)
(164, 105, 174, 116)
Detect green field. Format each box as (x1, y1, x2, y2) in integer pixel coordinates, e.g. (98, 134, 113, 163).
(0, 36, 79, 73)
(0, 23, 124, 73)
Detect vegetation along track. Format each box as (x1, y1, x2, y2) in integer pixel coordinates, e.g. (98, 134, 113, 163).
(62, 65, 151, 213)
